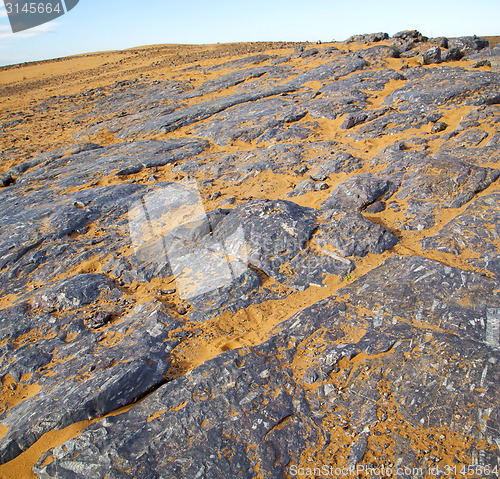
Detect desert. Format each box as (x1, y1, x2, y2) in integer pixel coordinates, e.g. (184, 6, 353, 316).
(0, 30, 499, 478)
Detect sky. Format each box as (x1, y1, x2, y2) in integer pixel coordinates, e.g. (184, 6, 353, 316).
(0, 0, 499, 66)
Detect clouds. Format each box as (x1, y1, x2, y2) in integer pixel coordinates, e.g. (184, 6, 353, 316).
(0, 5, 61, 39)
(0, 21, 60, 40)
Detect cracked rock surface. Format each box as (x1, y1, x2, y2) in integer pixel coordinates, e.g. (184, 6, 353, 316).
(0, 33, 499, 477)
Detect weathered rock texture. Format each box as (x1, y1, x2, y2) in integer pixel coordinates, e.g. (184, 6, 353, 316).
(0, 33, 499, 478)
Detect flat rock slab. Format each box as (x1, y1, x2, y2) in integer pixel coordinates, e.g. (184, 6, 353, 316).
(319, 143, 500, 229)
(0, 37, 499, 476)
(33, 256, 500, 478)
(0, 294, 181, 465)
(421, 190, 500, 278)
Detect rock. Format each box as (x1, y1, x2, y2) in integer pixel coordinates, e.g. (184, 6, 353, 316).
(369, 143, 500, 229)
(364, 200, 386, 213)
(441, 47, 463, 62)
(88, 310, 113, 329)
(157, 86, 298, 136)
(314, 182, 329, 191)
(340, 108, 391, 129)
(431, 121, 447, 132)
(287, 179, 315, 197)
(392, 30, 428, 43)
(320, 173, 391, 211)
(346, 32, 389, 43)
(449, 35, 489, 55)
(429, 36, 448, 48)
(421, 46, 441, 65)
(357, 45, 398, 60)
(29, 274, 119, 313)
(383, 67, 500, 107)
(0, 174, 14, 187)
(287, 54, 367, 86)
(0, 36, 499, 476)
(340, 112, 368, 129)
(391, 39, 416, 55)
(421, 190, 500, 278)
(299, 48, 319, 59)
(472, 59, 492, 68)
(310, 172, 328, 181)
(0, 301, 181, 465)
(315, 211, 398, 257)
(192, 97, 309, 146)
(34, 257, 500, 478)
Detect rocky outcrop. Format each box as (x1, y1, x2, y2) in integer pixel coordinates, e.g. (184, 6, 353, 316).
(0, 32, 498, 477)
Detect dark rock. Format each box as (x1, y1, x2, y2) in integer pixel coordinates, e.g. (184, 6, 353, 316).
(391, 39, 416, 55)
(421, 45, 441, 64)
(472, 59, 492, 68)
(34, 256, 500, 478)
(399, 50, 418, 58)
(286, 54, 367, 86)
(205, 54, 273, 72)
(441, 47, 463, 62)
(364, 200, 386, 213)
(1, 40, 499, 475)
(346, 32, 389, 43)
(449, 35, 489, 55)
(393, 30, 428, 43)
(299, 48, 319, 59)
(29, 274, 119, 313)
(431, 121, 447, 132)
(340, 108, 391, 130)
(193, 97, 309, 146)
(422, 190, 500, 278)
(220, 197, 236, 205)
(0, 300, 181, 465)
(314, 182, 329, 191)
(287, 179, 315, 197)
(383, 67, 500, 107)
(88, 310, 113, 329)
(181, 66, 271, 99)
(320, 173, 391, 211)
(310, 172, 328, 181)
(357, 45, 398, 60)
(316, 211, 398, 257)
(0, 174, 14, 187)
(340, 112, 368, 129)
(369, 144, 500, 229)
(429, 36, 448, 48)
(158, 85, 297, 136)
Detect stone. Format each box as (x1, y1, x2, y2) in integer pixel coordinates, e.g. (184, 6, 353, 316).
(441, 47, 463, 62)
(421, 46, 441, 65)
(88, 310, 113, 329)
(421, 190, 500, 278)
(33, 257, 500, 478)
(345, 32, 389, 43)
(320, 173, 392, 211)
(449, 35, 489, 55)
(431, 121, 447, 132)
(392, 30, 428, 43)
(0, 301, 181, 464)
(472, 59, 492, 68)
(429, 36, 448, 48)
(0, 36, 499, 477)
(0, 174, 14, 187)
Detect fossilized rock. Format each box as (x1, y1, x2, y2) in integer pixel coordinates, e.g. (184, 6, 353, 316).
(0, 34, 499, 478)
(33, 257, 500, 478)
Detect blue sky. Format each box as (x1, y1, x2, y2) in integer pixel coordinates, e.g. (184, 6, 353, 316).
(0, 0, 499, 66)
